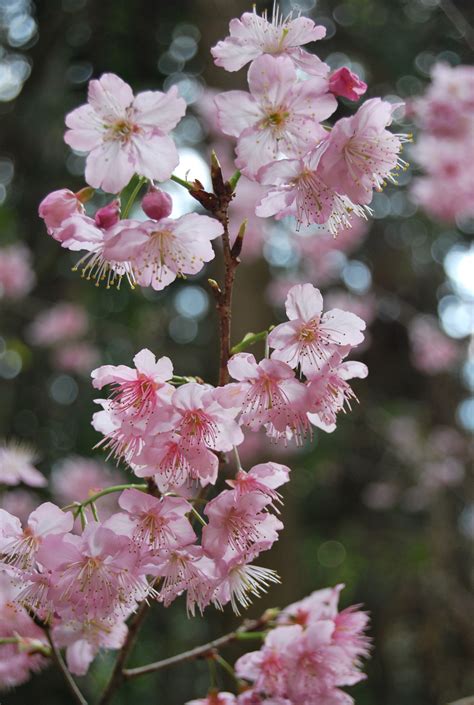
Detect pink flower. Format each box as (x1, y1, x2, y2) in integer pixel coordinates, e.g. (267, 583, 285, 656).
(108, 488, 196, 551)
(64, 73, 186, 193)
(154, 382, 244, 453)
(152, 544, 216, 615)
(227, 461, 290, 509)
(328, 67, 367, 101)
(104, 212, 223, 291)
(307, 350, 368, 433)
(92, 348, 173, 416)
(27, 303, 88, 347)
(142, 185, 173, 220)
(211, 6, 327, 75)
(91, 349, 174, 461)
(37, 522, 152, 620)
(224, 353, 310, 444)
(0, 244, 36, 301)
(53, 209, 145, 289)
(279, 585, 344, 626)
(0, 442, 46, 488)
(202, 489, 283, 558)
(215, 55, 335, 178)
(0, 502, 73, 570)
(133, 431, 219, 490)
(256, 150, 367, 235)
(268, 284, 366, 375)
(318, 98, 408, 205)
(235, 624, 302, 697)
(38, 188, 84, 236)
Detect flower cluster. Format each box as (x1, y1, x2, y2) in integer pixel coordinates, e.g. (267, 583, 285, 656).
(187, 585, 370, 705)
(410, 62, 474, 223)
(212, 7, 407, 234)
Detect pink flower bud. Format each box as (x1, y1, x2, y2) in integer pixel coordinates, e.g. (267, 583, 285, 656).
(94, 200, 121, 229)
(38, 189, 83, 233)
(329, 67, 367, 101)
(142, 187, 173, 220)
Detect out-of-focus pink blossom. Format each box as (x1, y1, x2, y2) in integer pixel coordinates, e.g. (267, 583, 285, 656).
(0, 573, 49, 690)
(64, 73, 186, 193)
(52, 617, 127, 676)
(0, 490, 40, 525)
(328, 67, 367, 101)
(211, 6, 328, 75)
(0, 244, 36, 301)
(410, 63, 474, 222)
(53, 341, 100, 374)
(51, 455, 123, 521)
(215, 55, 335, 178)
(0, 442, 46, 488)
(408, 315, 460, 375)
(27, 303, 88, 347)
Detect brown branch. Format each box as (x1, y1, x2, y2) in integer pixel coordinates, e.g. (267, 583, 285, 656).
(122, 616, 267, 681)
(97, 597, 151, 705)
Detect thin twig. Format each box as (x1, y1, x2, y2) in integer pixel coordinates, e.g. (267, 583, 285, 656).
(123, 618, 265, 680)
(44, 628, 88, 705)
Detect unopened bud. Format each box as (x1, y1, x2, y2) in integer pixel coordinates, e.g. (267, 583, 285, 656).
(142, 186, 173, 220)
(94, 199, 121, 229)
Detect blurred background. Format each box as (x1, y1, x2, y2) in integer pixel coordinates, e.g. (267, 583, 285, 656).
(0, 0, 473, 703)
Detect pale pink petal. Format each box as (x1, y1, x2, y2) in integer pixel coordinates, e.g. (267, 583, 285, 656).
(320, 309, 366, 345)
(85, 142, 135, 193)
(87, 73, 134, 120)
(64, 104, 104, 151)
(133, 85, 186, 131)
(131, 133, 179, 183)
(286, 283, 323, 321)
(214, 91, 261, 138)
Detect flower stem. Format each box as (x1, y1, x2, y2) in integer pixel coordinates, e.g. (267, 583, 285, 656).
(63, 483, 148, 515)
(121, 176, 147, 218)
(170, 173, 193, 190)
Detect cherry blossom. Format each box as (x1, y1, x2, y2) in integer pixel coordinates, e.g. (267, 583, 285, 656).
(318, 97, 409, 205)
(268, 283, 366, 374)
(215, 54, 335, 178)
(105, 212, 223, 291)
(64, 73, 186, 192)
(307, 350, 368, 433)
(223, 353, 310, 444)
(211, 5, 328, 75)
(38, 188, 84, 236)
(202, 489, 283, 558)
(256, 150, 368, 235)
